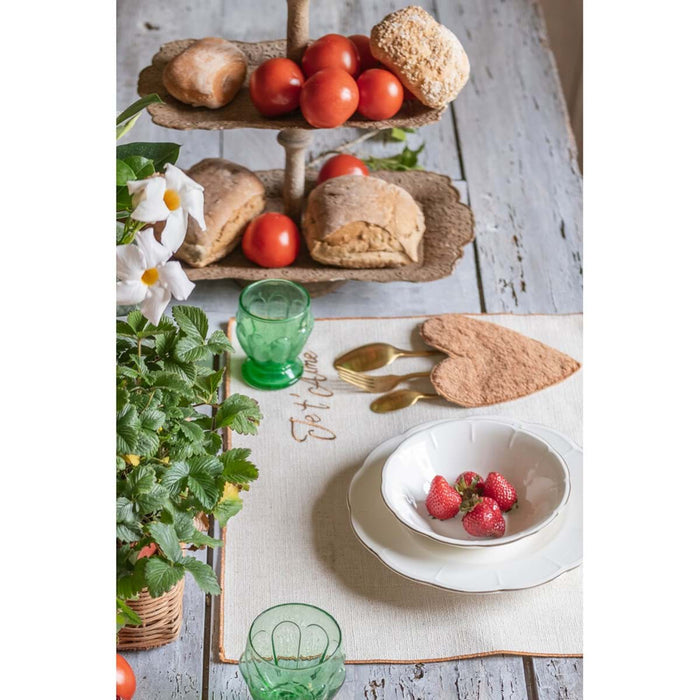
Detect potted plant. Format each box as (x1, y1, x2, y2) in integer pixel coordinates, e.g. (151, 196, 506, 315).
(115, 98, 262, 648)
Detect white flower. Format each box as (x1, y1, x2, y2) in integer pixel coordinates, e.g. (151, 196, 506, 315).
(127, 163, 205, 252)
(116, 228, 195, 325)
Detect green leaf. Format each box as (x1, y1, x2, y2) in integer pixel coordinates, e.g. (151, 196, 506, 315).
(172, 305, 208, 339)
(117, 406, 140, 453)
(116, 558, 147, 600)
(221, 448, 258, 484)
(127, 309, 149, 333)
(116, 320, 136, 337)
(116, 387, 129, 412)
(213, 495, 243, 528)
(136, 484, 169, 513)
(116, 142, 180, 173)
(150, 371, 193, 397)
(122, 155, 156, 181)
(144, 557, 185, 597)
(187, 456, 222, 510)
(215, 394, 262, 434)
(390, 127, 407, 141)
(116, 159, 136, 186)
(182, 557, 221, 595)
(207, 330, 233, 353)
(363, 143, 424, 172)
(127, 466, 157, 496)
(189, 530, 223, 548)
(149, 522, 183, 563)
(116, 94, 164, 125)
(116, 114, 140, 141)
(162, 358, 197, 382)
(116, 598, 142, 630)
(136, 429, 160, 459)
(140, 409, 166, 431)
(175, 335, 210, 363)
(179, 420, 205, 443)
(161, 461, 190, 496)
(116, 521, 142, 543)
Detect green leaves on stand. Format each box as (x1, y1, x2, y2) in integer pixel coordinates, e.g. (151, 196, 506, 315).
(116, 307, 261, 629)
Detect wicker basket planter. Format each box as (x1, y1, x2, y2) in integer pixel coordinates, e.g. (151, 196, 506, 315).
(117, 578, 185, 651)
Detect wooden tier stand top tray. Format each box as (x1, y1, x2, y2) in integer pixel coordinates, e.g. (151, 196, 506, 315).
(183, 169, 474, 283)
(138, 39, 445, 131)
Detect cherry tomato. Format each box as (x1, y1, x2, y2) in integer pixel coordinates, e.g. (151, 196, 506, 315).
(249, 58, 304, 117)
(301, 34, 359, 77)
(300, 68, 359, 128)
(357, 68, 404, 120)
(317, 154, 369, 185)
(348, 34, 380, 73)
(117, 654, 136, 700)
(242, 213, 300, 268)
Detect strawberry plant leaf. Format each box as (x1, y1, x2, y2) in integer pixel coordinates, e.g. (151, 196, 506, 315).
(215, 394, 262, 434)
(149, 522, 183, 563)
(207, 330, 233, 353)
(172, 305, 208, 339)
(116, 598, 142, 630)
(144, 557, 185, 597)
(221, 448, 258, 484)
(189, 530, 223, 548)
(182, 557, 221, 595)
(175, 335, 210, 362)
(140, 409, 166, 432)
(213, 495, 243, 528)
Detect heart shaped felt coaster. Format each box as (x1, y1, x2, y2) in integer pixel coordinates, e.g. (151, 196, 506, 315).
(420, 315, 581, 407)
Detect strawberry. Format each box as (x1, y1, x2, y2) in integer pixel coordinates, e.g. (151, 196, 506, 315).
(461, 497, 506, 538)
(425, 475, 462, 520)
(481, 472, 518, 512)
(454, 470, 484, 497)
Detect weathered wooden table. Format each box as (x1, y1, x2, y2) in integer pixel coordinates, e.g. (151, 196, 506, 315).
(118, 0, 583, 697)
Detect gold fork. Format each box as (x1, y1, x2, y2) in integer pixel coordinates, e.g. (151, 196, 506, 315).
(337, 366, 431, 393)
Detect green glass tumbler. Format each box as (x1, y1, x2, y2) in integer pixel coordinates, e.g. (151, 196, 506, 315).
(239, 603, 346, 700)
(236, 280, 314, 390)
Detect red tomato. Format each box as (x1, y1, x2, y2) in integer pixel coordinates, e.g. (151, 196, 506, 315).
(302, 34, 359, 77)
(242, 213, 300, 268)
(117, 654, 136, 700)
(317, 154, 369, 185)
(300, 68, 359, 128)
(348, 34, 380, 73)
(357, 68, 404, 120)
(249, 58, 304, 117)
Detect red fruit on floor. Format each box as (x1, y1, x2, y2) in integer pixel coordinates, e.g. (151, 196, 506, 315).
(481, 472, 518, 512)
(116, 654, 136, 700)
(425, 475, 462, 520)
(462, 498, 506, 538)
(454, 470, 484, 496)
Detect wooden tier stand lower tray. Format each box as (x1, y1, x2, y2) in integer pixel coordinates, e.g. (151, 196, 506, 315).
(138, 39, 445, 131)
(183, 169, 474, 286)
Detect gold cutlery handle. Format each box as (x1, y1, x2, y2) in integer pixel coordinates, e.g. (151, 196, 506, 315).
(370, 390, 440, 413)
(397, 350, 442, 359)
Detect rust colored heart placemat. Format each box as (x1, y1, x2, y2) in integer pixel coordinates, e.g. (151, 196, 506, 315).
(219, 314, 582, 663)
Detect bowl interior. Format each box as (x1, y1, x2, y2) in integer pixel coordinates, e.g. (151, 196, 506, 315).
(381, 419, 570, 546)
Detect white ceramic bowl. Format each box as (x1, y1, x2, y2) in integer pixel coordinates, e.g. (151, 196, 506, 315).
(380, 418, 571, 547)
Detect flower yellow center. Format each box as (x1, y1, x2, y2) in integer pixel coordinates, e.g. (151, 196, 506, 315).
(141, 267, 159, 286)
(163, 188, 181, 211)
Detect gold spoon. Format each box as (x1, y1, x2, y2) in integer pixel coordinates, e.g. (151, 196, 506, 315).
(370, 389, 441, 413)
(334, 343, 441, 372)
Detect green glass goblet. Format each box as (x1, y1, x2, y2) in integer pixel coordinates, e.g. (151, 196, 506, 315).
(239, 603, 346, 700)
(236, 279, 314, 390)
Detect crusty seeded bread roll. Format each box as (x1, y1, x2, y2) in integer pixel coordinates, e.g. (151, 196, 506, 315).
(163, 37, 247, 109)
(175, 159, 265, 267)
(370, 6, 469, 109)
(303, 175, 425, 269)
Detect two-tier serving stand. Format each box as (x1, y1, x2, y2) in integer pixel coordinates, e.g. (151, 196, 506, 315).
(138, 0, 474, 294)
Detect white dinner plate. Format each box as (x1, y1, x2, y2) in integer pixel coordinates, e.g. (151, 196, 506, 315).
(347, 416, 582, 593)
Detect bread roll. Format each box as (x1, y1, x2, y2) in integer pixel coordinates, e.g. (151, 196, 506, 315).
(176, 159, 265, 267)
(370, 6, 469, 109)
(163, 37, 247, 109)
(303, 175, 425, 268)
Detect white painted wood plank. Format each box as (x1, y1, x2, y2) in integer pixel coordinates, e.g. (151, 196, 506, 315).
(436, 0, 583, 313)
(532, 657, 583, 700)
